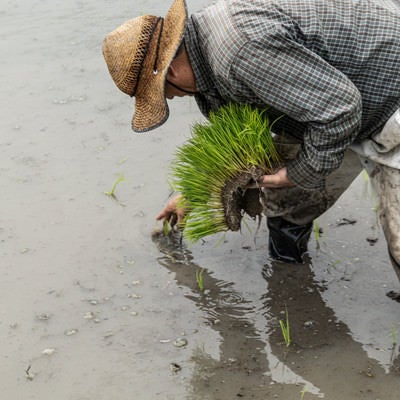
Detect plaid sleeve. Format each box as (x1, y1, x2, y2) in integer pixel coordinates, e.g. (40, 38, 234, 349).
(232, 36, 363, 190)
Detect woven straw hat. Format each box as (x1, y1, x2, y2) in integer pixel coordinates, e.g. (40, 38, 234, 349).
(102, 0, 187, 132)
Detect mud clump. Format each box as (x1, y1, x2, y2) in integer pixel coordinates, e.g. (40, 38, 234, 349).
(222, 166, 268, 231)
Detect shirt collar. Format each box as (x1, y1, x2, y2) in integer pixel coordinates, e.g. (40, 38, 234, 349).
(184, 16, 217, 95)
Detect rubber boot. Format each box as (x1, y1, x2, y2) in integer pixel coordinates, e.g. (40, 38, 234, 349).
(267, 217, 313, 263)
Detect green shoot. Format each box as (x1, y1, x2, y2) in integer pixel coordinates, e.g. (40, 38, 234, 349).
(195, 269, 205, 292)
(362, 169, 369, 182)
(390, 325, 398, 347)
(163, 220, 171, 236)
(372, 202, 380, 228)
(170, 103, 281, 242)
(361, 169, 370, 199)
(361, 170, 380, 227)
(241, 217, 254, 235)
(300, 386, 308, 399)
(117, 157, 128, 165)
(105, 174, 125, 197)
(328, 260, 342, 268)
(213, 232, 228, 249)
(279, 307, 291, 347)
(313, 219, 321, 249)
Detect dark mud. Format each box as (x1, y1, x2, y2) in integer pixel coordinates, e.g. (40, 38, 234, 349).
(222, 167, 266, 231)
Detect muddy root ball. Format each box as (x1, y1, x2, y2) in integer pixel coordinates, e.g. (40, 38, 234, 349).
(222, 166, 266, 231)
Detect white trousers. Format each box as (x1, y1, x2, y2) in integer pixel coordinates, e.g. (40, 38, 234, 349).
(352, 109, 400, 279)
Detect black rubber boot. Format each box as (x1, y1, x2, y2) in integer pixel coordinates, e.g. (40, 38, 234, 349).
(267, 217, 313, 263)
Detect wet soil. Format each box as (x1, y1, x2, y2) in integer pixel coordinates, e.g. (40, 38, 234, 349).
(1, 0, 400, 399)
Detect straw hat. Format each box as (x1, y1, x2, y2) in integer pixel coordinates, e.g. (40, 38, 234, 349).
(102, 0, 187, 132)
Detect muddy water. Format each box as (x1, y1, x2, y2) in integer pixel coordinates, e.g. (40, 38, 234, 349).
(1, 0, 400, 399)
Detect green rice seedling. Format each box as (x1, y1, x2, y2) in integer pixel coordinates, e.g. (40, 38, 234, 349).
(372, 201, 380, 228)
(300, 386, 308, 399)
(117, 157, 128, 165)
(361, 170, 380, 225)
(170, 103, 281, 242)
(313, 219, 326, 250)
(328, 259, 342, 268)
(361, 169, 370, 199)
(279, 307, 291, 347)
(195, 269, 205, 292)
(241, 217, 254, 236)
(390, 325, 398, 347)
(104, 173, 125, 198)
(390, 324, 399, 364)
(213, 232, 228, 249)
(163, 220, 172, 236)
(313, 219, 321, 249)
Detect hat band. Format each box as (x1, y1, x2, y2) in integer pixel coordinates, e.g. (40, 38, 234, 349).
(152, 17, 164, 74)
(132, 16, 164, 96)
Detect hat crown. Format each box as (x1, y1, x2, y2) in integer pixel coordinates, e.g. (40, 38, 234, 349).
(102, 15, 159, 96)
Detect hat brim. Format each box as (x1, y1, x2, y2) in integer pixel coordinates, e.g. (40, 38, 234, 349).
(132, 0, 188, 132)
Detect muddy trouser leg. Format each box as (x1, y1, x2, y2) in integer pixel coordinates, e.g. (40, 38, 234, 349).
(351, 109, 400, 287)
(357, 162, 400, 288)
(262, 142, 363, 263)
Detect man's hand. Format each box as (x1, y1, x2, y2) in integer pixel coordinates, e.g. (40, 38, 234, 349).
(156, 194, 187, 228)
(247, 167, 295, 189)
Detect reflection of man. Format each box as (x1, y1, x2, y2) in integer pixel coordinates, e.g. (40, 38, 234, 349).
(102, 0, 400, 285)
(261, 260, 400, 395)
(152, 229, 400, 397)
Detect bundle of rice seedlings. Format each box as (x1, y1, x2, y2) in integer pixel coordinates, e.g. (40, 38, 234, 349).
(170, 103, 281, 242)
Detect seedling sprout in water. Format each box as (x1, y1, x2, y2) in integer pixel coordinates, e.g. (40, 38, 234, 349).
(196, 269, 205, 292)
(163, 220, 172, 236)
(390, 324, 399, 364)
(361, 170, 380, 226)
(390, 325, 398, 347)
(105, 174, 125, 198)
(313, 219, 321, 249)
(279, 307, 291, 347)
(300, 386, 309, 399)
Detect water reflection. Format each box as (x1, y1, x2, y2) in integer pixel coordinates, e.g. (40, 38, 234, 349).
(153, 230, 274, 398)
(152, 231, 400, 399)
(263, 259, 400, 398)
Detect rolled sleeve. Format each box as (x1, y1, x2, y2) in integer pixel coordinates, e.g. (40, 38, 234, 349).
(232, 36, 363, 189)
(287, 95, 363, 189)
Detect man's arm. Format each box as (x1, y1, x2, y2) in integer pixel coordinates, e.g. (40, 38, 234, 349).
(231, 35, 362, 190)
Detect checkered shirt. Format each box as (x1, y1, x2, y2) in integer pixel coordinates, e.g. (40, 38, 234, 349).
(184, 0, 400, 189)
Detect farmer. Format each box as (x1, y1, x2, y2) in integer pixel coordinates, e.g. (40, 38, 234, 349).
(102, 0, 400, 285)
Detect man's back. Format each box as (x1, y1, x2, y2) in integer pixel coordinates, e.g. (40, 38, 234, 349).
(191, 0, 400, 138)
